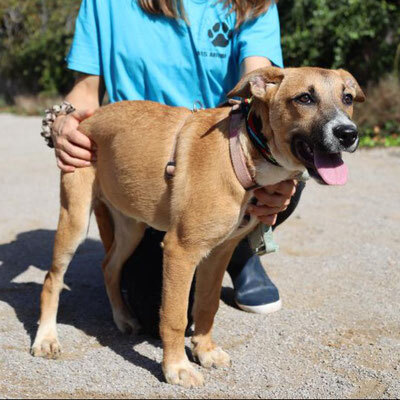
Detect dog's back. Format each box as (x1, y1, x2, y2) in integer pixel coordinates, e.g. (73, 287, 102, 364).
(78, 100, 235, 231)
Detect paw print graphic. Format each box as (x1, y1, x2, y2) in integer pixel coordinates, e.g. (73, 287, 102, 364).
(208, 22, 232, 48)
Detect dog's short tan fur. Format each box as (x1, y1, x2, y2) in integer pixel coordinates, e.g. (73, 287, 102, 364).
(32, 67, 364, 387)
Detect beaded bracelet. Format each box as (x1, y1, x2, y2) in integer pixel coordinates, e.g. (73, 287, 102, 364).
(41, 101, 76, 148)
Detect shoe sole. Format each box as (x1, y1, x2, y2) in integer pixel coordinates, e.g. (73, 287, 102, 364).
(235, 298, 282, 314)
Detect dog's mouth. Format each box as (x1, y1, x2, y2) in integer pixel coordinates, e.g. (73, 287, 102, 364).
(291, 136, 348, 185)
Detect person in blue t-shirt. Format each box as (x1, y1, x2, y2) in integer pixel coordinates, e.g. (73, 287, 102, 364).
(49, 0, 305, 333)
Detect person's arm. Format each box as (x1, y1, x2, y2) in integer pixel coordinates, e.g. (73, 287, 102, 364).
(241, 56, 272, 76)
(52, 0, 105, 172)
(51, 74, 104, 172)
(240, 56, 297, 225)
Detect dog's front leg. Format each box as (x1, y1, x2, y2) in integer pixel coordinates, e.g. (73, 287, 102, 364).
(160, 231, 207, 388)
(190, 239, 239, 369)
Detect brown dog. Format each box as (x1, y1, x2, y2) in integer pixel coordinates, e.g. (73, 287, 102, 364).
(31, 67, 365, 388)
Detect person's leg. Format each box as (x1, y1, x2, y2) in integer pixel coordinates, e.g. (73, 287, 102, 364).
(120, 228, 195, 338)
(227, 181, 306, 314)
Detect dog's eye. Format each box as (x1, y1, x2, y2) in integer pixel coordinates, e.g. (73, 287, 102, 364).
(295, 93, 314, 105)
(343, 93, 353, 105)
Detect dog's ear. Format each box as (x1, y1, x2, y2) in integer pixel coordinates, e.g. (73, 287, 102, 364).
(337, 69, 366, 102)
(227, 66, 284, 99)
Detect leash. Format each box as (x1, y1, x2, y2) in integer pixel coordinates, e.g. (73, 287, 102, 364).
(227, 100, 279, 255)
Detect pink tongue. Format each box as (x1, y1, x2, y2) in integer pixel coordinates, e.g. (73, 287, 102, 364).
(313, 150, 348, 185)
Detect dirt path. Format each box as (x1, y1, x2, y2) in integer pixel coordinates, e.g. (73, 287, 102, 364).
(0, 113, 399, 398)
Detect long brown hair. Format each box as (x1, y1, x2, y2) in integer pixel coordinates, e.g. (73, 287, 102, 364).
(138, 0, 274, 28)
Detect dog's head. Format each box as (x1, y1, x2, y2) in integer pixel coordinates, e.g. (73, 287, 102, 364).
(228, 66, 365, 185)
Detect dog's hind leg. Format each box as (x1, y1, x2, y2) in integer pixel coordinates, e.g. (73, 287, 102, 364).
(191, 239, 239, 369)
(102, 208, 146, 334)
(93, 199, 115, 254)
(31, 168, 95, 359)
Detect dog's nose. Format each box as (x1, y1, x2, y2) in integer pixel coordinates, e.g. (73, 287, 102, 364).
(333, 125, 358, 148)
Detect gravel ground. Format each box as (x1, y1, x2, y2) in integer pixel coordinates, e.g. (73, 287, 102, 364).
(0, 113, 399, 399)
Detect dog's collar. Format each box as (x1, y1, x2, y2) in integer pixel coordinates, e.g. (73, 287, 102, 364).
(243, 102, 281, 167)
(229, 111, 259, 191)
(229, 99, 283, 191)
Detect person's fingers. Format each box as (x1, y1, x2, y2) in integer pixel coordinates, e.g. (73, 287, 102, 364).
(53, 116, 76, 142)
(56, 157, 75, 173)
(68, 129, 96, 151)
(70, 108, 96, 122)
(253, 190, 291, 208)
(277, 180, 297, 196)
(257, 214, 278, 226)
(52, 109, 96, 172)
(53, 116, 96, 152)
(53, 109, 95, 136)
(56, 149, 92, 168)
(59, 138, 96, 161)
(262, 180, 297, 197)
(247, 204, 287, 217)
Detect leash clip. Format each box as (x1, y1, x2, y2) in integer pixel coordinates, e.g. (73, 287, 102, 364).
(192, 100, 204, 113)
(248, 223, 279, 256)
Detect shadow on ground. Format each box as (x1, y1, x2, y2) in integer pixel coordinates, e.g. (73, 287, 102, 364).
(0, 229, 164, 381)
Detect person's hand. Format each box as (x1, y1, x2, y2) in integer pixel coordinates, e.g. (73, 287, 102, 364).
(51, 109, 97, 172)
(247, 180, 297, 225)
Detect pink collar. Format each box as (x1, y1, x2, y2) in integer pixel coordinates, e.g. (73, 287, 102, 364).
(165, 105, 259, 192)
(229, 111, 259, 191)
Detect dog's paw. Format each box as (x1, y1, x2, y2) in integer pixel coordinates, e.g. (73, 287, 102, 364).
(207, 22, 232, 48)
(113, 311, 140, 334)
(31, 338, 61, 359)
(194, 346, 231, 369)
(163, 359, 204, 388)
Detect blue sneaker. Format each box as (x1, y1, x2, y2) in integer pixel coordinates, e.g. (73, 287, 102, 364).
(227, 238, 281, 314)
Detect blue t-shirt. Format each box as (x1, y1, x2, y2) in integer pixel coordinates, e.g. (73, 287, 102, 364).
(67, 0, 283, 108)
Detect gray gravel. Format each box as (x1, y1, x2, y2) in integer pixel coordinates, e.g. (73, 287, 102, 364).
(0, 113, 399, 399)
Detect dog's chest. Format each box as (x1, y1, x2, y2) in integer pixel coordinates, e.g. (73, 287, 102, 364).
(230, 217, 259, 240)
(255, 161, 303, 187)
(228, 196, 259, 240)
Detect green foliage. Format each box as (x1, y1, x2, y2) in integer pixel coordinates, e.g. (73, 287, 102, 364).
(359, 130, 400, 148)
(359, 122, 400, 148)
(279, 0, 400, 84)
(0, 0, 399, 100)
(354, 73, 400, 147)
(0, 0, 80, 96)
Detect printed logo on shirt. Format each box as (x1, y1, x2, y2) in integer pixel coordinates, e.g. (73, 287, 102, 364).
(207, 22, 232, 48)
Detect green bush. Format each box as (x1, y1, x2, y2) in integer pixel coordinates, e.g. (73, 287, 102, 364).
(355, 74, 400, 147)
(0, 0, 80, 97)
(279, 0, 400, 84)
(0, 0, 399, 97)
